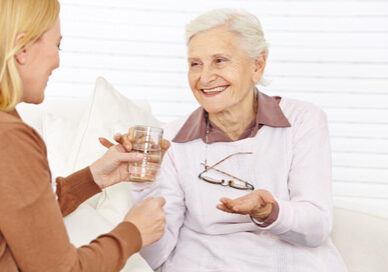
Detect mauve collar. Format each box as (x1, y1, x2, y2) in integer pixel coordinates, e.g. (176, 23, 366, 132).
(172, 90, 291, 143)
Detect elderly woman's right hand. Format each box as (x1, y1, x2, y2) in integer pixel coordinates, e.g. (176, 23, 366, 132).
(124, 197, 166, 248)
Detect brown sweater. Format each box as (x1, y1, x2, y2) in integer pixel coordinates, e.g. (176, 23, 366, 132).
(0, 110, 142, 272)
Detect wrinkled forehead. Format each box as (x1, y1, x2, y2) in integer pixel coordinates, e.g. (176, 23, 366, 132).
(187, 26, 244, 58)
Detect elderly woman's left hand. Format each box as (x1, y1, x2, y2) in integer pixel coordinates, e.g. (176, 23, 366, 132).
(216, 190, 276, 221)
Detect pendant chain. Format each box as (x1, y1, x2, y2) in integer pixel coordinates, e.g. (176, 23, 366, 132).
(204, 114, 210, 170)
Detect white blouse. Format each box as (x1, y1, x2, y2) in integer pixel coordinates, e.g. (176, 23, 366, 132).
(131, 97, 347, 272)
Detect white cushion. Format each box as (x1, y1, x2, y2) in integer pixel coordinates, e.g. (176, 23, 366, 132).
(332, 207, 388, 272)
(68, 77, 162, 176)
(18, 77, 160, 272)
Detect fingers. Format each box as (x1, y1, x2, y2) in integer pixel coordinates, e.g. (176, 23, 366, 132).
(118, 152, 144, 162)
(99, 137, 114, 148)
(113, 129, 168, 153)
(216, 203, 235, 213)
(217, 197, 245, 214)
(142, 196, 166, 210)
(144, 151, 162, 163)
(113, 133, 123, 143)
(160, 139, 170, 157)
(217, 190, 276, 219)
(122, 134, 132, 151)
(217, 193, 263, 215)
(160, 139, 170, 150)
(155, 196, 166, 207)
(101, 134, 132, 151)
(128, 127, 135, 142)
(114, 133, 133, 151)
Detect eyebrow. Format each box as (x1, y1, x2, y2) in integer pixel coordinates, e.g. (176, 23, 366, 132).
(212, 53, 231, 59)
(188, 53, 232, 60)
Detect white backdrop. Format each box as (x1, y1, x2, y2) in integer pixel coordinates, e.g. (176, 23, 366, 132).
(48, 0, 388, 217)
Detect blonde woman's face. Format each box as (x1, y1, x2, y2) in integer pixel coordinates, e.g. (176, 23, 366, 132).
(187, 26, 264, 115)
(17, 19, 62, 104)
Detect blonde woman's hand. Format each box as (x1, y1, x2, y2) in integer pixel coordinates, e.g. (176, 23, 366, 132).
(89, 144, 143, 189)
(124, 197, 166, 248)
(216, 189, 276, 221)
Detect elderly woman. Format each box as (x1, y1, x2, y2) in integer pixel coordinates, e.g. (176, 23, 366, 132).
(0, 0, 166, 271)
(113, 8, 347, 272)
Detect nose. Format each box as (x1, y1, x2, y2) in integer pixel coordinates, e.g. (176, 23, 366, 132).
(199, 64, 217, 85)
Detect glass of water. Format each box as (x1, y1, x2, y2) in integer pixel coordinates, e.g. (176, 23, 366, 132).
(128, 125, 163, 182)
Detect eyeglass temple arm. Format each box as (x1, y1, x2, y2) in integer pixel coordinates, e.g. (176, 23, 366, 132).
(204, 152, 253, 171)
(200, 162, 250, 185)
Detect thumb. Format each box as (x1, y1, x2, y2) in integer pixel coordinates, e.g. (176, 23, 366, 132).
(118, 152, 144, 162)
(99, 137, 114, 148)
(155, 196, 166, 207)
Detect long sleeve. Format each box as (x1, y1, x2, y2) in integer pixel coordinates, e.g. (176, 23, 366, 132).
(0, 122, 141, 271)
(56, 166, 101, 216)
(257, 106, 333, 248)
(131, 147, 186, 269)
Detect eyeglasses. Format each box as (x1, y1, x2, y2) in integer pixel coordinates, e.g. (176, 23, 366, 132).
(198, 152, 255, 191)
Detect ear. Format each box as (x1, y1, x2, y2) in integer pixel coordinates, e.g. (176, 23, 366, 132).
(251, 55, 266, 83)
(14, 33, 28, 65)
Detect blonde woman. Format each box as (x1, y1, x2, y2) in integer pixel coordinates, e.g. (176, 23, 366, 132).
(0, 0, 166, 271)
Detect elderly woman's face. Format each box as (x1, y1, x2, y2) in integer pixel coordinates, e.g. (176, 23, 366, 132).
(187, 26, 263, 115)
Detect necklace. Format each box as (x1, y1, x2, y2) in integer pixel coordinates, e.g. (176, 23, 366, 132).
(200, 113, 255, 191)
(204, 113, 210, 170)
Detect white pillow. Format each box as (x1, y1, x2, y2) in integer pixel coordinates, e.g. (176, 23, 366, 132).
(16, 103, 45, 137)
(67, 76, 163, 213)
(68, 76, 163, 177)
(40, 77, 160, 271)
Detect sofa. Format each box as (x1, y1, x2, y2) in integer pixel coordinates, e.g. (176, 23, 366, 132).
(17, 77, 388, 272)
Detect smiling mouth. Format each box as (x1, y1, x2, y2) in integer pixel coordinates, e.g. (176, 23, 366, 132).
(200, 86, 228, 94)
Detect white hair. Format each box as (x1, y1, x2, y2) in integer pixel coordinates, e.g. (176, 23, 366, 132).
(185, 8, 268, 60)
(185, 8, 269, 85)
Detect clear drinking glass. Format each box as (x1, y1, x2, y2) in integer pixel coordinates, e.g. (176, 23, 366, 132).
(128, 125, 163, 182)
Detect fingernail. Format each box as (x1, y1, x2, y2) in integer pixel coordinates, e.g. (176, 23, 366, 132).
(125, 145, 131, 150)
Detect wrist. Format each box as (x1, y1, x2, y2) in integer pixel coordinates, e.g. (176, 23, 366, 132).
(89, 163, 104, 189)
(251, 203, 273, 221)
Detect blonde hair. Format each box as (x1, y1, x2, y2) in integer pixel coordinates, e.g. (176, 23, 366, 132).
(0, 0, 60, 111)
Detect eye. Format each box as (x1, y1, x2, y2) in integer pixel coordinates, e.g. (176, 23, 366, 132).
(190, 61, 201, 68)
(215, 57, 228, 65)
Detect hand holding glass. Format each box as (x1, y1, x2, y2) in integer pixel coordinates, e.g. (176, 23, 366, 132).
(128, 125, 163, 182)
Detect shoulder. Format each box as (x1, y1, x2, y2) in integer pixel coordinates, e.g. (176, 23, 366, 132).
(162, 113, 196, 141)
(279, 97, 328, 128)
(0, 112, 45, 152)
